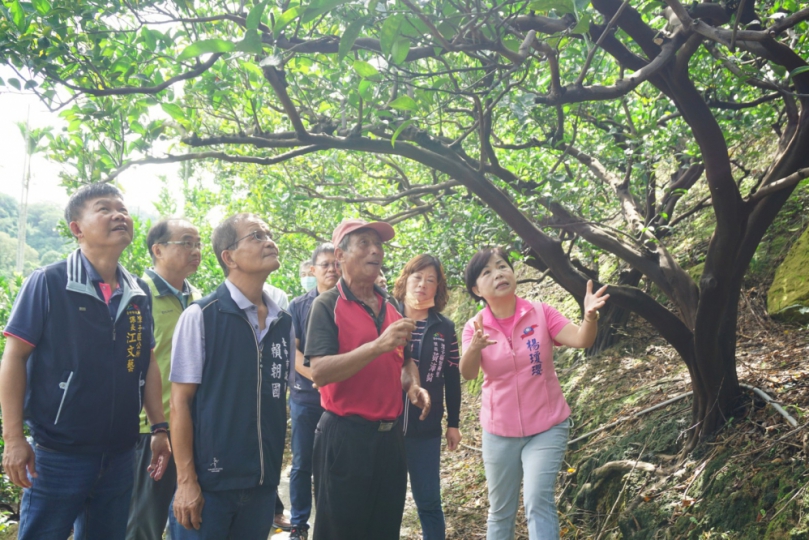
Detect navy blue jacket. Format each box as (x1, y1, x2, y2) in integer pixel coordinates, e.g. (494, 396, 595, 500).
(23, 251, 152, 454)
(288, 287, 321, 407)
(400, 310, 462, 438)
(193, 284, 292, 492)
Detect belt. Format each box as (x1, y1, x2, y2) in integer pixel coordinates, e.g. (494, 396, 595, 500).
(326, 411, 399, 432)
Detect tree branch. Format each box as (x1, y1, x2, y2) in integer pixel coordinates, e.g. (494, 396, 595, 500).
(103, 146, 322, 182)
(748, 167, 809, 202)
(52, 53, 222, 96)
(263, 67, 309, 140)
(535, 34, 685, 106)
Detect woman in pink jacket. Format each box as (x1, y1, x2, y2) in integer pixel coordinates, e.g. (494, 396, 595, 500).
(460, 247, 608, 539)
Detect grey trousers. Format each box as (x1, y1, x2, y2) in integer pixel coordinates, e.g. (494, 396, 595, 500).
(126, 433, 177, 540)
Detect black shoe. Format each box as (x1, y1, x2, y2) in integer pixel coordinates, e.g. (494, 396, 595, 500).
(289, 525, 309, 540)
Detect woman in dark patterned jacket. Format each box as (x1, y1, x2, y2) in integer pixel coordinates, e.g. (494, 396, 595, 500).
(393, 254, 462, 540)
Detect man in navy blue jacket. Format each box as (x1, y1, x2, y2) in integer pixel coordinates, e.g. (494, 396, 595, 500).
(169, 213, 294, 540)
(0, 183, 171, 540)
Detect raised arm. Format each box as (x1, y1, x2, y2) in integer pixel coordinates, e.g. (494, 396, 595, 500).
(459, 312, 496, 381)
(310, 317, 415, 386)
(553, 280, 609, 349)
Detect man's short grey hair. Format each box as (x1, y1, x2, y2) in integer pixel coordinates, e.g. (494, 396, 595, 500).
(311, 242, 335, 264)
(146, 218, 186, 264)
(212, 213, 257, 276)
(337, 233, 354, 252)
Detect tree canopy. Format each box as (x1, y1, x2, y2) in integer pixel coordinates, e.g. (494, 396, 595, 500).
(2, 0, 808, 446)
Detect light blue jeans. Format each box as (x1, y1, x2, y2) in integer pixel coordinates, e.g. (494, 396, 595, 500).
(482, 418, 570, 540)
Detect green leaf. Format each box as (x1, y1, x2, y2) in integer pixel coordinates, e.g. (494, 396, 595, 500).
(234, 29, 263, 53)
(161, 103, 186, 122)
(352, 60, 379, 78)
(573, 13, 591, 34)
(380, 14, 404, 56)
(358, 79, 373, 100)
(528, 0, 574, 14)
(390, 95, 417, 111)
(391, 118, 416, 147)
(246, 0, 267, 30)
(391, 37, 410, 64)
(8, 78, 21, 91)
(142, 28, 157, 51)
(9, 0, 27, 32)
(302, 0, 350, 24)
(273, 6, 301, 35)
(338, 18, 365, 61)
(177, 39, 235, 61)
(32, 0, 51, 15)
(503, 36, 520, 52)
(573, 0, 590, 10)
(789, 66, 809, 78)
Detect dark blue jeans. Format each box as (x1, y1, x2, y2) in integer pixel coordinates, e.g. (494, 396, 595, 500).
(168, 485, 275, 540)
(17, 444, 135, 540)
(404, 435, 445, 540)
(289, 399, 324, 527)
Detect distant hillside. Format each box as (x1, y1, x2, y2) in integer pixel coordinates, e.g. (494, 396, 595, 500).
(0, 192, 71, 276)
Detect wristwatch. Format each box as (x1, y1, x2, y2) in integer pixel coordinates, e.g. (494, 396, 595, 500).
(150, 422, 169, 435)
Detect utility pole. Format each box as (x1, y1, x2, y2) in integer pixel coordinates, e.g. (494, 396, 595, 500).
(16, 107, 31, 274)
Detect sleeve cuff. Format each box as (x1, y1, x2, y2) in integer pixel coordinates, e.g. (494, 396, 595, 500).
(2, 331, 36, 348)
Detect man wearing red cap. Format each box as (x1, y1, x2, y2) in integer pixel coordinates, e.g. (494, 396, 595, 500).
(304, 219, 431, 540)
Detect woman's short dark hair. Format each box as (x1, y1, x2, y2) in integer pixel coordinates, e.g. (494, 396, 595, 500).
(464, 247, 514, 302)
(392, 254, 449, 312)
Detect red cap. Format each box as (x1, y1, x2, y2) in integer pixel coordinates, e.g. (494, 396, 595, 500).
(331, 219, 395, 248)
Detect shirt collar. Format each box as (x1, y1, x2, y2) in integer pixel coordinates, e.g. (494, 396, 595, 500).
(80, 250, 122, 287)
(146, 267, 191, 298)
(336, 277, 386, 303)
(225, 279, 281, 317)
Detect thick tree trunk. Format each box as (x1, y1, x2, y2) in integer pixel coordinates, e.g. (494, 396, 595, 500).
(586, 268, 642, 356)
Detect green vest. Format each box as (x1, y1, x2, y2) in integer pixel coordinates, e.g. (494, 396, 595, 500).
(139, 271, 202, 433)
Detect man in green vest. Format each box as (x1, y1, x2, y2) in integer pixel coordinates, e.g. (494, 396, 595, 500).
(126, 218, 202, 540)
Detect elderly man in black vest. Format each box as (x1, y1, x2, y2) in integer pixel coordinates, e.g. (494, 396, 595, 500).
(168, 213, 294, 540)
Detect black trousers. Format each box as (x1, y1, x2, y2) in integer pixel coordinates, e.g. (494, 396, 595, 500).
(312, 411, 407, 540)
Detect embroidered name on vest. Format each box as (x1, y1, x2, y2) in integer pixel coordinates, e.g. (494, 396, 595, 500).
(525, 337, 542, 376)
(125, 304, 143, 373)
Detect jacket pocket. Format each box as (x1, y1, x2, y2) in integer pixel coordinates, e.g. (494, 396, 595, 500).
(138, 371, 146, 412)
(54, 371, 74, 425)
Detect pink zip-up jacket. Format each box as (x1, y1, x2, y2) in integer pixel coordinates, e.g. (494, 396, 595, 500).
(462, 297, 572, 438)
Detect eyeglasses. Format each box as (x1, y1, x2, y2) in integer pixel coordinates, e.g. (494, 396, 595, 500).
(161, 241, 202, 250)
(225, 229, 273, 250)
(314, 262, 337, 269)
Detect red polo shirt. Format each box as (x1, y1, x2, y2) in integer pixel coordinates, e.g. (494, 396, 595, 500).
(304, 279, 408, 421)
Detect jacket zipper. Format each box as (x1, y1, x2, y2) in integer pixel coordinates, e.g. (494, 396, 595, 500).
(54, 372, 74, 424)
(489, 308, 531, 437)
(244, 316, 265, 486)
(138, 372, 145, 411)
(238, 313, 284, 487)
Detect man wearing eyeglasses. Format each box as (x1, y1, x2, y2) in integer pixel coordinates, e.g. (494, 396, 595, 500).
(168, 213, 294, 540)
(126, 218, 202, 540)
